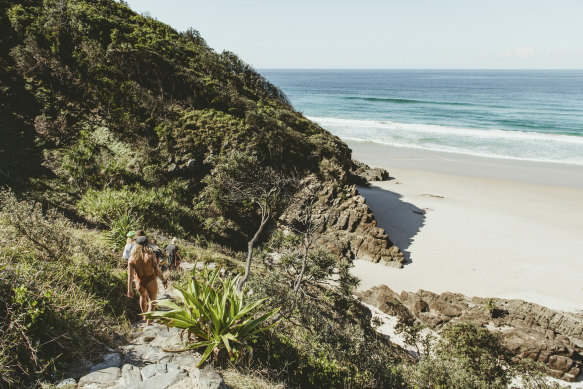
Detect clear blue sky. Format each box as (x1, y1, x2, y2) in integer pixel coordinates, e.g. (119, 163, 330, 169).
(124, 0, 583, 69)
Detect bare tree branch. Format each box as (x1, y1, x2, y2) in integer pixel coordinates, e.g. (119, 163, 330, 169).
(202, 151, 296, 292)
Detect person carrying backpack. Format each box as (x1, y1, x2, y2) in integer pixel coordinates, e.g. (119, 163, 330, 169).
(149, 239, 163, 265)
(127, 234, 168, 324)
(165, 237, 182, 271)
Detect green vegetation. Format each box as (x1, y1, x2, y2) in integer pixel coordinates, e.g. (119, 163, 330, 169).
(394, 316, 433, 359)
(78, 182, 197, 236)
(401, 321, 566, 389)
(0, 0, 570, 387)
(202, 152, 296, 289)
(1, 0, 350, 227)
(143, 264, 279, 367)
(0, 191, 135, 387)
(241, 231, 407, 388)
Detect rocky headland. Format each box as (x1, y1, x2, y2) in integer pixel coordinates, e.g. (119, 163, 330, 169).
(312, 183, 405, 267)
(279, 162, 405, 268)
(359, 285, 583, 382)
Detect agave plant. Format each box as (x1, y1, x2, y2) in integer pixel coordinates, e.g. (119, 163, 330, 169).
(142, 264, 279, 366)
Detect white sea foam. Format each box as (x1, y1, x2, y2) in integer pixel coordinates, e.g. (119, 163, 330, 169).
(308, 116, 583, 144)
(308, 116, 583, 166)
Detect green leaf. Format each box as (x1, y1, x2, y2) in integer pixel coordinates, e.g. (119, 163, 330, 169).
(142, 262, 280, 366)
(198, 343, 217, 367)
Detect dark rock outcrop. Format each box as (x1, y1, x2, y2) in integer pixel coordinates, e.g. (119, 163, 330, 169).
(359, 285, 583, 381)
(350, 160, 390, 185)
(281, 182, 405, 268)
(359, 285, 413, 319)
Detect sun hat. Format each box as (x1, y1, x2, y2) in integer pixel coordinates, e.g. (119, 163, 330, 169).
(126, 231, 137, 238)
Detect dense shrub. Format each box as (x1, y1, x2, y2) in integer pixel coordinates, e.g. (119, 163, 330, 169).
(0, 190, 75, 263)
(402, 322, 510, 389)
(105, 209, 143, 250)
(246, 244, 408, 389)
(401, 321, 567, 389)
(0, 192, 135, 388)
(55, 127, 148, 191)
(77, 182, 197, 236)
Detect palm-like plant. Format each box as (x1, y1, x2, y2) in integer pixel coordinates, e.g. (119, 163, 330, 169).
(105, 210, 142, 250)
(142, 264, 279, 366)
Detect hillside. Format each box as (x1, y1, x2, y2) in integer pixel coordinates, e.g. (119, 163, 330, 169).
(2, 0, 340, 223)
(0, 0, 405, 260)
(0, 0, 407, 387)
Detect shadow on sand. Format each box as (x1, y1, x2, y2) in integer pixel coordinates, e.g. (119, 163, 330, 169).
(357, 184, 426, 265)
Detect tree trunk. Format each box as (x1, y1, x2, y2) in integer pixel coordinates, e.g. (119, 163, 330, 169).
(237, 215, 269, 292)
(293, 235, 311, 295)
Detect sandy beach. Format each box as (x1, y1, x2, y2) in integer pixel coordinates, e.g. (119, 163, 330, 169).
(348, 141, 583, 313)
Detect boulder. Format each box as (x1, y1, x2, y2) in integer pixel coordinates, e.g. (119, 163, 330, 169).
(122, 344, 169, 365)
(193, 368, 227, 389)
(358, 285, 412, 320)
(349, 160, 389, 184)
(141, 369, 186, 389)
(78, 367, 121, 388)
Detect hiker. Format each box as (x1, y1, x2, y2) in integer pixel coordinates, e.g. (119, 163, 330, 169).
(150, 239, 163, 265)
(127, 235, 168, 324)
(122, 231, 136, 261)
(165, 237, 182, 271)
(123, 230, 145, 261)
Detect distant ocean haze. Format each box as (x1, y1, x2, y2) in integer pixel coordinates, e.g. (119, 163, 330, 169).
(261, 70, 583, 166)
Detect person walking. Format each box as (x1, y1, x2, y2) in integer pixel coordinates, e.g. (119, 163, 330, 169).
(123, 230, 145, 261)
(165, 237, 182, 271)
(127, 234, 167, 324)
(122, 231, 136, 261)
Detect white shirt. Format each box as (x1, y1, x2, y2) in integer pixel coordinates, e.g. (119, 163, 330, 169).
(123, 243, 134, 260)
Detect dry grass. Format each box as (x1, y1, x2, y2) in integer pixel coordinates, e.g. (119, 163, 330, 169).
(0, 191, 135, 387)
(221, 367, 285, 389)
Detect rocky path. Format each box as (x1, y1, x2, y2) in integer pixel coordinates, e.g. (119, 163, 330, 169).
(57, 263, 227, 389)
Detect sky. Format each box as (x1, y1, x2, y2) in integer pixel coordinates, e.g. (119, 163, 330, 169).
(123, 0, 583, 69)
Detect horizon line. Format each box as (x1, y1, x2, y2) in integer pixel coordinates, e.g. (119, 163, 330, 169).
(258, 68, 583, 71)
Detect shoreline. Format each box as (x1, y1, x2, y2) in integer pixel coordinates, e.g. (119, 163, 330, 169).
(348, 141, 583, 313)
(347, 140, 583, 188)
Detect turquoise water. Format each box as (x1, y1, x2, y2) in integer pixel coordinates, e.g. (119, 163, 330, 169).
(261, 70, 583, 166)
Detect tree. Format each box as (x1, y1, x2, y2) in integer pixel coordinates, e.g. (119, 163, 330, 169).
(286, 181, 328, 295)
(394, 315, 433, 359)
(203, 152, 294, 291)
(404, 321, 511, 389)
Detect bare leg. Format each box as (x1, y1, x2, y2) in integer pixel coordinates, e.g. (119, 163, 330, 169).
(135, 280, 149, 315)
(138, 288, 149, 314)
(144, 279, 158, 325)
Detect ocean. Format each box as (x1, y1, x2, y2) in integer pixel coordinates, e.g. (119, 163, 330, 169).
(261, 70, 583, 166)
